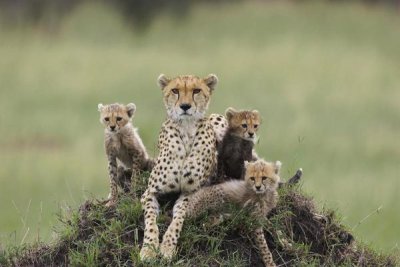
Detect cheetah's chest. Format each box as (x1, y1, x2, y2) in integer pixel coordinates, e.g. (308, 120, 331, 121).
(179, 130, 196, 156)
(149, 119, 216, 194)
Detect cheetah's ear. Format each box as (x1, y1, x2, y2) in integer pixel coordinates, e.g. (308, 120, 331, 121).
(157, 74, 170, 90)
(204, 74, 218, 91)
(225, 107, 236, 121)
(126, 103, 136, 118)
(274, 161, 282, 175)
(97, 103, 104, 112)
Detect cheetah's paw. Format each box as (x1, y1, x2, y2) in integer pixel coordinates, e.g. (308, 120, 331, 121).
(140, 245, 158, 261)
(160, 242, 175, 260)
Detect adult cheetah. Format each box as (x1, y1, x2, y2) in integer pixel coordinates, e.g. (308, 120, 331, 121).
(140, 74, 227, 260)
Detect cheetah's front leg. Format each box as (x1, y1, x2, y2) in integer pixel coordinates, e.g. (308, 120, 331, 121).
(253, 227, 276, 267)
(106, 154, 118, 207)
(140, 189, 160, 260)
(159, 194, 189, 260)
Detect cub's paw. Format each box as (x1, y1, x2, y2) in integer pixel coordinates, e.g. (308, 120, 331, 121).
(104, 197, 118, 208)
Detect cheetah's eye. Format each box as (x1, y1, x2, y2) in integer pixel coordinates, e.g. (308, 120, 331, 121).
(116, 117, 122, 121)
(241, 124, 247, 129)
(171, 88, 179, 94)
(193, 88, 201, 94)
(262, 176, 267, 181)
(254, 124, 258, 129)
(104, 117, 110, 122)
(250, 177, 255, 181)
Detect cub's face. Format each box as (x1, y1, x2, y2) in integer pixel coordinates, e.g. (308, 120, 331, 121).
(98, 103, 136, 133)
(157, 74, 218, 121)
(244, 160, 281, 194)
(226, 108, 261, 141)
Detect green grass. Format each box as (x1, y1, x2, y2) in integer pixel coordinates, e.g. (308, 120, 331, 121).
(2, 180, 396, 266)
(0, 0, 399, 256)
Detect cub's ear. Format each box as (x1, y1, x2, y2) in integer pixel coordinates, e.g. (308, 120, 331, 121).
(244, 161, 250, 168)
(204, 74, 218, 91)
(274, 161, 282, 175)
(225, 107, 236, 121)
(98, 103, 104, 112)
(157, 74, 170, 90)
(252, 109, 261, 122)
(126, 103, 136, 118)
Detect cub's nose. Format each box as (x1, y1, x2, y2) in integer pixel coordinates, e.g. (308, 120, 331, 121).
(110, 126, 116, 131)
(255, 185, 261, 190)
(180, 103, 192, 111)
(248, 132, 254, 137)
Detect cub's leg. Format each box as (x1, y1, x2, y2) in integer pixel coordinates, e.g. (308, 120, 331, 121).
(130, 157, 143, 196)
(105, 154, 118, 207)
(253, 227, 276, 267)
(140, 189, 161, 260)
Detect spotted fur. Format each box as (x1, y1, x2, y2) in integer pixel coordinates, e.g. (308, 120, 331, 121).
(183, 159, 281, 267)
(140, 74, 224, 260)
(98, 103, 154, 207)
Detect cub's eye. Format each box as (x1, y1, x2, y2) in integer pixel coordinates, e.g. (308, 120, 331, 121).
(262, 176, 267, 181)
(250, 177, 255, 181)
(254, 124, 258, 129)
(116, 117, 122, 121)
(171, 88, 179, 94)
(193, 88, 201, 94)
(241, 124, 247, 129)
(104, 117, 110, 122)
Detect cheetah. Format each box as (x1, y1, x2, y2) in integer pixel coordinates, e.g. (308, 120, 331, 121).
(182, 159, 281, 267)
(98, 102, 154, 207)
(216, 107, 261, 182)
(140, 74, 226, 260)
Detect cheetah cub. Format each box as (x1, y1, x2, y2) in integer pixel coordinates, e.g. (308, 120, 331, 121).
(217, 107, 261, 181)
(182, 159, 280, 267)
(98, 102, 154, 207)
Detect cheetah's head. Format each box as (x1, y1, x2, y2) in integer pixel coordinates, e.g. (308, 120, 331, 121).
(225, 108, 261, 142)
(97, 103, 136, 133)
(244, 160, 281, 194)
(157, 74, 218, 121)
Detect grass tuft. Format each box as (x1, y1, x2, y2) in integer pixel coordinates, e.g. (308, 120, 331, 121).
(3, 172, 397, 266)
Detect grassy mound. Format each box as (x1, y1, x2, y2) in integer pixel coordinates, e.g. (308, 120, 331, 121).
(2, 173, 397, 267)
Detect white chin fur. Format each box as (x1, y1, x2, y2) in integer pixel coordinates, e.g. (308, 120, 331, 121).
(244, 136, 258, 144)
(168, 108, 204, 121)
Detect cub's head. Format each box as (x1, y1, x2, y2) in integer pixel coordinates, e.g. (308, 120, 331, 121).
(244, 160, 281, 194)
(157, 74, 218, 121)
(97, 103, 136, 133)
(225, 108, 261, 142)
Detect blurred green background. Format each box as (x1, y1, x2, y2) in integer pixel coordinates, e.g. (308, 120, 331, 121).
(0, 0, 399, 255)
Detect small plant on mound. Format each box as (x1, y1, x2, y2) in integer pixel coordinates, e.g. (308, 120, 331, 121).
(2, 172, 397, 267)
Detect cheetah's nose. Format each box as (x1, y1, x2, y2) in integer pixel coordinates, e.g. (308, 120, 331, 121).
(255, 185, 261, 190)
(248, 132, 254, 137)
(110, 126, 116, 131)
(180, 103, 191, 111)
